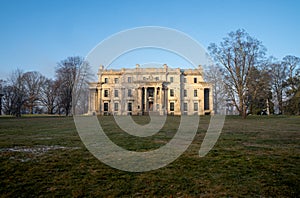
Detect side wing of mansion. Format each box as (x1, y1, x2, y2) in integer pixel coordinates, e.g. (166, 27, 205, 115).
(88, 64, 213, 116)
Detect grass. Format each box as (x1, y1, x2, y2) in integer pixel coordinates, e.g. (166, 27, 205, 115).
(0, 115, 299, 197)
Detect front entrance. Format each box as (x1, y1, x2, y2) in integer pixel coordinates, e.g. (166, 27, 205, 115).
(149, 101, 153, 111)
(144, 87, 155, 111)
(141, 86, 163, 115)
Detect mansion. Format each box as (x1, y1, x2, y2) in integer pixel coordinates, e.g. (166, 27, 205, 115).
(88, 64, 213, 116)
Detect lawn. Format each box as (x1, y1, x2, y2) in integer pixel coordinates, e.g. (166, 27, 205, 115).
(0, 115, 299, 197)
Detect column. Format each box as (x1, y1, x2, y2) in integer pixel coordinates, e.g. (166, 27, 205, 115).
(165, 88, 168, 114)
(138, 87, 142, 115)
(88, 89, 92, 113)
(209, 87, 214, 115)
(95, 89, 99, 112)
(159, 86, 162, 115)
(154, 87, 157, 111)
(99, 88, 102, 115)
(144, 87, 148, 112)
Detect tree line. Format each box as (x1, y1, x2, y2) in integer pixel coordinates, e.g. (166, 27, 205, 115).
(0, 29, 299, 118)
(206, 29, 300, 118)
(0, 56, 91, 117)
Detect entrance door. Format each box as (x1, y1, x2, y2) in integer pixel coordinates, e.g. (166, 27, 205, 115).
(149, 101, 153, 111)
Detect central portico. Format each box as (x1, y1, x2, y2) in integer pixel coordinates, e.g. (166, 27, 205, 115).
(138, 84, 165, 115)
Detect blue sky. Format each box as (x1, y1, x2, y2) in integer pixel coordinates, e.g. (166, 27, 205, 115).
(0, 0, 299, 79)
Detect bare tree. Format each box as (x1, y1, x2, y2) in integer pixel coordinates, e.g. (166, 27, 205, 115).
(282, 55, 300, 98)
(204, 64, 226, 114)
(268, 58, 287, 114)
(4, 69, 27, 117)
(56, 56, 91, 116)
(72, 60, 92, 115)
(282, 55, 300, 114)
(2, 84, 13, 115)
(22, 71, 46, 114)
(268, 55, 300, 114)
(247, 66, 272, 115)
(208, 29, 266, 118)
(40, 78, 60, 114)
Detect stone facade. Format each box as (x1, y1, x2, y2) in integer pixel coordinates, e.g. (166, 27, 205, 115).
(88, 64, 213, 115)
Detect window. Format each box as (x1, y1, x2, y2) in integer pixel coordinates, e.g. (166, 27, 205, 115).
(156, 104, 160, 110)
(194, 77, 197, 83)
(114, 90, 118, 97)
(114, 103, 119, 111)
(104, 90, 109, 97)
(104, 103, 109, 111)
(184, 89, 187, 97)
(194, 89, 198, 97)
(194, 102, 198, 111)
(128, 102, 132, 111)
(204, 88, 210, 110)
(114, 78, 119, 84)
(104, 78, 108, 83)
(155, 77, 159, 81)
(170, 102, 175, 111)
(170, 77, 174, 83)
(128, 89, 132, 97)
(128, 77, 132, 83)
(170, 89, 174, 97)
(184, 78, 187, 83)
(183, 103, 188, 111)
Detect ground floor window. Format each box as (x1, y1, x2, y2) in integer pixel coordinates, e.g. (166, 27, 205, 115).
(194, 102, 198, 111)
(128, 102, 132, 111)
(114, 103, 118, 111)
(204, 88, 210, 110)
(104, 102, 109, 111)
(170, 102, 175, 111)
(183, 102, 188, 111)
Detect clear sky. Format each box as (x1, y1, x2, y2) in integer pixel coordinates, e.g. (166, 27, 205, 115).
(0, 0, 299, 80)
